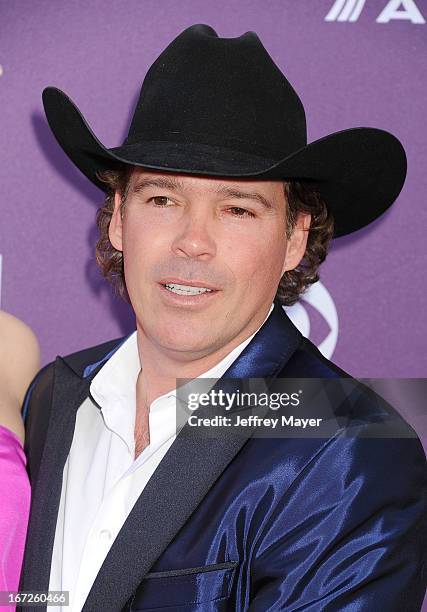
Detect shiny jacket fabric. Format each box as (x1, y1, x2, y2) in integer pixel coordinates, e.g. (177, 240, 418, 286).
(20, 303, 427, 611)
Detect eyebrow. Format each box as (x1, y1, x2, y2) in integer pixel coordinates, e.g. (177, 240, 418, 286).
(131, 176, 184, 193)
(214, 186, 274, 211)
(131, 176, 275, 211)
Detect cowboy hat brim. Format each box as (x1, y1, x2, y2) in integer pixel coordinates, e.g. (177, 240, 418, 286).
(42, 87, 407, 238)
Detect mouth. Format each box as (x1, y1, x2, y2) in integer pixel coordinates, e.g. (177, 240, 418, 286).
(158, 279, 220, 305)
(162, 283, 213, 295)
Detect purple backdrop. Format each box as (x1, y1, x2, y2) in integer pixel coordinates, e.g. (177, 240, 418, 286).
(2, 0, 426, 374)
(1, 0, 426, 603)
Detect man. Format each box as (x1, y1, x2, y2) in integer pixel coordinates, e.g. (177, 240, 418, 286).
(20, 24, 426, 611)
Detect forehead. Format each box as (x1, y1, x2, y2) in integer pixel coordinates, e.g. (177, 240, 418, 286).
(128, 168, 286, 205)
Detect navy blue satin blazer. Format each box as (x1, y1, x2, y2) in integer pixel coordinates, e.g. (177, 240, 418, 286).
(19, 303, 427, 611)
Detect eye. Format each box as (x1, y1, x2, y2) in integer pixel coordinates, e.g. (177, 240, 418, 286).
(149, 196, 172, 206)
(227, 207, 255, 218)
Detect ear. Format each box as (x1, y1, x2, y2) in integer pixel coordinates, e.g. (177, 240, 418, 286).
(282, 212, 311, 274)
(109, 191, 124, 252)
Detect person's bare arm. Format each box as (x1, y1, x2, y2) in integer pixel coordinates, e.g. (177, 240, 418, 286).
(0, 311, 40, 444)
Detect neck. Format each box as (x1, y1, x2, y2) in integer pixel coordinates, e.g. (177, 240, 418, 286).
(135, 306, 273, 405)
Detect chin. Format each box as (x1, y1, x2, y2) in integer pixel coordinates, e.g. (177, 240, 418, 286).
(156, 325, 220, 356)
(162, 333, 213, 355)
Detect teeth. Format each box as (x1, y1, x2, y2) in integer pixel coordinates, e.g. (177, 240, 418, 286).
(164, 283, 213, 295)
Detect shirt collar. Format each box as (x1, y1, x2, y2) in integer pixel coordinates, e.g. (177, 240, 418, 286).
(90, 302, 275, 420)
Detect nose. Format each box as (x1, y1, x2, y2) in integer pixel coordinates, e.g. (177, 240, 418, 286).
(171, 208, 217, 260)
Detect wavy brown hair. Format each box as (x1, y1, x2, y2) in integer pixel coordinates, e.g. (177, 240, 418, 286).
(95, 166, 334, 306)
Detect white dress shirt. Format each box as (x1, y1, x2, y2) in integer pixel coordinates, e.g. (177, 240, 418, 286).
(48, 303, 274, 611)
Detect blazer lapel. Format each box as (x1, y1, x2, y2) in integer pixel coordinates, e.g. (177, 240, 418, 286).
(83, 304, 303, 611)
(20, 358, 92, 596)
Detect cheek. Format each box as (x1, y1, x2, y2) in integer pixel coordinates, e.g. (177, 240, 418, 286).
(122, 217, 166, 272)
(222, 227, 287, 284)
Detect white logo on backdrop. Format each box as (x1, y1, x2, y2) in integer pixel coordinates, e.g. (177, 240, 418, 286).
(325, 0, 425, 23)
(284, 281, 339, 359)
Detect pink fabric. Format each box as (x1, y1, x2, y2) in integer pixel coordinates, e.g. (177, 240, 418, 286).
(0, 425, 30, 611)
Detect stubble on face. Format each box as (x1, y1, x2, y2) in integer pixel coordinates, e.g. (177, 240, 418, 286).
(118, 169, 289, 367)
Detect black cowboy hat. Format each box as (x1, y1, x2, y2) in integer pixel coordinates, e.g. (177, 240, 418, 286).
(42, 24, 406, 238)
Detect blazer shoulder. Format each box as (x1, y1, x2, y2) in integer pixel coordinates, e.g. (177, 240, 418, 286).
(284, 335, 351, 379)
(22, 335, 128, 422)
(281, 336, 423, 440)
(22, 361, 55, 423)
(60, 335, 129, 377)
(22, 336, 129, 478)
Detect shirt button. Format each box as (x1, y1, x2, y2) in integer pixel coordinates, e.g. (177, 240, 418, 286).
(99, 529, 112, 541)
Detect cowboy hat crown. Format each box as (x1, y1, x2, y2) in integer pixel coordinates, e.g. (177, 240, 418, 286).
(42, 23, 407, 237)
